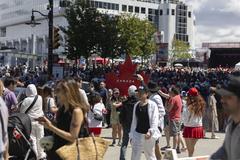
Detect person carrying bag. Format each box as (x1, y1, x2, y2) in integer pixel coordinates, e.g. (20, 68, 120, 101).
(36, 79, 110, 160)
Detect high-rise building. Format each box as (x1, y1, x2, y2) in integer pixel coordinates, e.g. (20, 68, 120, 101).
(0, 0, 195, 66)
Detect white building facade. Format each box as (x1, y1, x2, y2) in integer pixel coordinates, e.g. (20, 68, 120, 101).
(0, 0, 195, 66)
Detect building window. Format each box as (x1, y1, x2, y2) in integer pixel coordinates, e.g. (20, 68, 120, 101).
(135, 7, 140, 13)
(98, 2, 102, 8)
(141, 7, 146, 14)
(167, 9, 169, 15)
(0, 27, 6, 37)
(122, 5, 127, 11)
(188, 11, 191, 18)
(103, 3, 107, 8)
(128, 6, 133, 12)
(172, 9, 175, 15)
(116, 4, 119, 10)
(95, 1, 99, 8)
(148, 8, 153, 14)
(155, 10, 159, 15)
(159, 9, 163, 15)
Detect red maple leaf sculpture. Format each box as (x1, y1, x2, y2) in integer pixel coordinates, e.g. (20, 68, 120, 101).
(105, 55, 150, 96)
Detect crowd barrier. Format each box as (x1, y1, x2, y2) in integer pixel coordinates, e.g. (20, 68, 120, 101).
(164, 149, 209, 160)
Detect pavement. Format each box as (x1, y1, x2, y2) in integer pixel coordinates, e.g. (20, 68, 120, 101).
(102, 128, 225, 160)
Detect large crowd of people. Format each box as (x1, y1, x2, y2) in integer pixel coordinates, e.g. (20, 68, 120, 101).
(0, 65, 240, 160)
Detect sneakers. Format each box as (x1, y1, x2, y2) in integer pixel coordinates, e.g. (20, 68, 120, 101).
(161, 146, 171, 151)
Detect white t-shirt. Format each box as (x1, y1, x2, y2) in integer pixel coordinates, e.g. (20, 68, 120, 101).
(182, 103, 202, 127)
(87, 102, 105, 128)
(45, 97, 56, 112)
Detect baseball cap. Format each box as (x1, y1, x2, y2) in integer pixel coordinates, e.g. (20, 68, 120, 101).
(216, 76, 240, 97)
(187, 88, 199, 97)
(136, 85, 149, 93)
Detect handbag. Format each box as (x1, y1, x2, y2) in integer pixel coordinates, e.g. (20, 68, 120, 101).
(91, 106, 104, 121)
(56, 135, 110, 160)
(93, 112, 104, 121)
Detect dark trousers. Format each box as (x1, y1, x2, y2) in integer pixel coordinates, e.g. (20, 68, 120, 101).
(120, 127, 130, 160)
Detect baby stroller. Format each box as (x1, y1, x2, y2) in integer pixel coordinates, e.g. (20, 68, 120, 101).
(8, 113, 37, 160)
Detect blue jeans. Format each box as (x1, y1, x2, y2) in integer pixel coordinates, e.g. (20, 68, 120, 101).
(120, 127, 130, 160)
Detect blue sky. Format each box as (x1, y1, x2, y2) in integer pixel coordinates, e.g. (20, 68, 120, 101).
(185, 0, 240, 47)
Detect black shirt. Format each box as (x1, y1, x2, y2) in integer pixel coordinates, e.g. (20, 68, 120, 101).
(135, 103, 150, 134)
(53, 106, 89, 149)
(119, 96, 138, 130)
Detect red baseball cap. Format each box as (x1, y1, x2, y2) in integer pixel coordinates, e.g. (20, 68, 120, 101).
(188, 88, 199, 97)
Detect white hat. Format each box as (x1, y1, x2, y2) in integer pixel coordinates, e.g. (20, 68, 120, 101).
(128, 85, 137, 96)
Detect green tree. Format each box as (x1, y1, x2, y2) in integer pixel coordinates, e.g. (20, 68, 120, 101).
(117, 15, 157, 59)
(171, 36, 191, 61)
(63, 0, 102, 61)
(98, 14, 120, 60)
(138, 20, 157, 61)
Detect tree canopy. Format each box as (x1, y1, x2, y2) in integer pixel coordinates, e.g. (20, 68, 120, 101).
(171, 36, 191, 60)
(63, 0, 102, 60)
(63, 1, 157, 61)
(117, 15, 157, 58)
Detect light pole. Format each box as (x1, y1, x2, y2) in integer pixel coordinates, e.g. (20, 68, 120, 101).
(26, 0, 54, 78)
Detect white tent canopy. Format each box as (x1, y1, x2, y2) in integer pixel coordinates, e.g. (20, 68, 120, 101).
(235, 62, 240, 70)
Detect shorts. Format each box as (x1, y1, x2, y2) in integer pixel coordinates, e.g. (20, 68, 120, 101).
(89, 128, 102, 136)
(169, 120, 181, 136)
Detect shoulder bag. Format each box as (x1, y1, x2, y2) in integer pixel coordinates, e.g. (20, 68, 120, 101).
(25, 96, 38, 114)
(56, 118, 110, 160)
(91, 107, 104, 121)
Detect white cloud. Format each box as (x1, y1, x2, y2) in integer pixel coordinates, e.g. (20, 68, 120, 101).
(185, 0, 208, 12)
(195, 25, 240, 47)
(224, 0, 240, 14)
(185, 0, 240, 47)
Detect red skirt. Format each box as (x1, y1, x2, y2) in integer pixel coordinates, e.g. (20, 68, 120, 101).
(89, 128, 102, 136)
(183, 126, 204, 139)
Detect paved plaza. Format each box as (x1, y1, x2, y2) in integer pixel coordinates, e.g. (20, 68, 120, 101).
(103, 128, 225, 160)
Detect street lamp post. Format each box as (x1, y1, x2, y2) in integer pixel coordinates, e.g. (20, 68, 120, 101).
(48, 0, 54, 78)
(26, 0, 54, 78)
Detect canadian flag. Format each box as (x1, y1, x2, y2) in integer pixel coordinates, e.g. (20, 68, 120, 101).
(13, 128, 22, 139)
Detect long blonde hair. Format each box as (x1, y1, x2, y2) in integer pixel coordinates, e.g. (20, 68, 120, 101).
(0, 80, 4, 96)
(55, 79, 89, 114)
